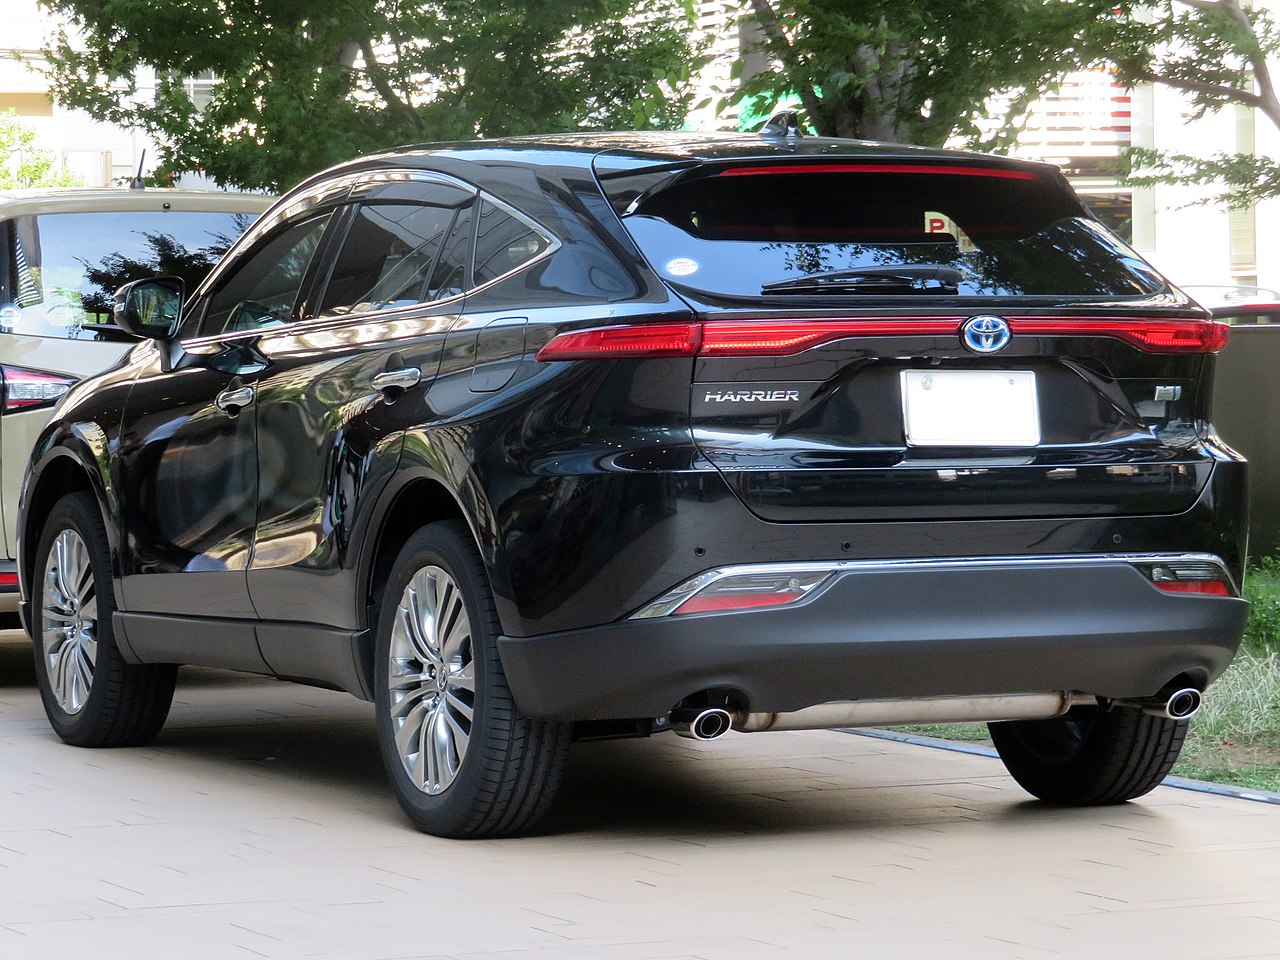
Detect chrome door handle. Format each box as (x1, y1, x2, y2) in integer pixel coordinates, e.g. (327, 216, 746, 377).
(372, 367, 422, 392)
(215, 385, 255, 413)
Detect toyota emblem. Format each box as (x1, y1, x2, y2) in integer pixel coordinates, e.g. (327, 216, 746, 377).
(961, 315, 1012, 354)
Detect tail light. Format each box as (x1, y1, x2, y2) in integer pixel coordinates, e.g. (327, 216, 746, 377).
(535, 317, 1230, 361)
(2, 366, 77, 414)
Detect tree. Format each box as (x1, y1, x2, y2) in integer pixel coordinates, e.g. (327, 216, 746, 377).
(0, 110, 81, 190)
(1105, 0, 1280, 206)
(739, 0, 1121, 148)
(39, 1, 703, 193)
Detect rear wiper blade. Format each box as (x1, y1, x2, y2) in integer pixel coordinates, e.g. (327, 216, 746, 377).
(761, 264, 963, 294)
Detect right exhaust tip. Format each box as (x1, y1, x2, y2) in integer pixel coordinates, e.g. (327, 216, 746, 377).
(1134, 686, 1202, 720)
(1163, 687, 1202, 720)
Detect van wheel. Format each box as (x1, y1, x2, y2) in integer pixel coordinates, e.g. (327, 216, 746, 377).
(373, 520, 571, 838)
(32, 492, 176, 746)
(989, 704, 1186, 805)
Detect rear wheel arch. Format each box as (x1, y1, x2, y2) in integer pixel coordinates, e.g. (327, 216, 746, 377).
(358, 473, 509, 697)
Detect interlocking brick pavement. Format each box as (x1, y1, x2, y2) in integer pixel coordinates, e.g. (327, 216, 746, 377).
(1, 638, 1278, 960)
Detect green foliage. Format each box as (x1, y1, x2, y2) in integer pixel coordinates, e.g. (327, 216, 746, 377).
(39, 0, 703, 193)
(1243, 556, 1280, 655)
(1107, 0, 1280, 203)
(739, 0, 1119, 148)
(0, 110, 81, 190)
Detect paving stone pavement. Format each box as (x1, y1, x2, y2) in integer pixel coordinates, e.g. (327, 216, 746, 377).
(2, 637, 1280, 960)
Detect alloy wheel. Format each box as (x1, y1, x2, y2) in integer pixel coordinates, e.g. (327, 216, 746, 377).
(41, 529, 98, 714)
(386, 564, 476, 795)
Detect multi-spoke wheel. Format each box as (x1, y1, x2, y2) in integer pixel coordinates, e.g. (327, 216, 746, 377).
(373, 520, 570, 838)
(32, 492, 176, 747)
(387, 565, 476, 795)
(41, 529, 98, 714)
(989, 703, 1187, 805)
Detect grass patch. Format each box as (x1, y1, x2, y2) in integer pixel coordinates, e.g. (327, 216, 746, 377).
(888, 561, 1280, 794)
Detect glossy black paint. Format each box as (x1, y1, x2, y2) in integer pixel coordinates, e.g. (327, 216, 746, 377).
(17, 133, 1248, 719)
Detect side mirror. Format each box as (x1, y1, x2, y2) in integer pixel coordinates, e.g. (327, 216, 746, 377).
(113, 277, 185, 341)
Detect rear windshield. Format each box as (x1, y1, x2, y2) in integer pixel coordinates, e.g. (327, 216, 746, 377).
(0, 209, 257, 341)
(612, 165, 1166, 301)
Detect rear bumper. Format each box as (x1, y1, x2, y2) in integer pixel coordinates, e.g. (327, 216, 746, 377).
(496, 554, 1247, 719)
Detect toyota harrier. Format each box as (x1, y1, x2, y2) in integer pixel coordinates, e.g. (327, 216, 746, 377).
(17, 131, 1247, 838)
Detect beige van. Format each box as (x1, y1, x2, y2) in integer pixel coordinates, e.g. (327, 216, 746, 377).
(0, 188, 273, 621)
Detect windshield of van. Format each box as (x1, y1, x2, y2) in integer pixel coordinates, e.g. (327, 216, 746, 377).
(611, 166, 1167, 301)
(1, 210, 257, 340)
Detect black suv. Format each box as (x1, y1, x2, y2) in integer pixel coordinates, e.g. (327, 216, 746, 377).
(18, 133, 1247, 838)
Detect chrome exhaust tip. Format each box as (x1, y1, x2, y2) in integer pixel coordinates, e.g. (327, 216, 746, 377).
(1148, 687, 1202, 720)
(670, 707, 734, 741)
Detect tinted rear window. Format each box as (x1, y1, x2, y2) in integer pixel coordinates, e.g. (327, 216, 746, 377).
(1, 209, 257, 340)
(613, 166, 1166, 300)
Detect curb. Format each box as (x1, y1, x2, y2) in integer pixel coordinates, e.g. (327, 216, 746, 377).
(848, 727, 1280, 806)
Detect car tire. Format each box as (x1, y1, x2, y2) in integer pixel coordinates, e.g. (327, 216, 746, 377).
(32, 492, 177, 747)
(989, 703, 1186, 805)
(373, 520, 571, 838)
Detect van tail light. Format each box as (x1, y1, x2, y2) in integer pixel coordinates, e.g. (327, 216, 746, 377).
(535, 317, 1230, 361)
(1, 366, 77, 414)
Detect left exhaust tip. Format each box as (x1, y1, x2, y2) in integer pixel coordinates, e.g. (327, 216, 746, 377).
(670, 707, 734, 741)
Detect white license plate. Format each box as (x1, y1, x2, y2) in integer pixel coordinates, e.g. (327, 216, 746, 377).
(900, 370, 1040, 446)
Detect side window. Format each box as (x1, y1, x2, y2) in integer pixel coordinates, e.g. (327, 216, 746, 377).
(425, 204, 474, 303)
(197, 214, 330, 338)
(318, 202, 462, 316)
(472, 200, 550, 286)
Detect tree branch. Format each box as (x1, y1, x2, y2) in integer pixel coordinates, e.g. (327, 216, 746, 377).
(1219, 0, 1280, 129)
(357, 38, 420, 132)
(1131, 65, 1266, 109)
(748, 0, 828, 132)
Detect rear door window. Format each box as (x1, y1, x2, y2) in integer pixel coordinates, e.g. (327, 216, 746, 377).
(0, 210, 257, 340)
(607, 163, 1168, 301)
(318, 187, 473, 317)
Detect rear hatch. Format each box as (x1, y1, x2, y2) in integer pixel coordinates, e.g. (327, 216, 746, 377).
(596, 152, 1226, 522)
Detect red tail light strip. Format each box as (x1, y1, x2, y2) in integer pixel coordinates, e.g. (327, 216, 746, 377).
(716, 163, 1039, 181)
(536, 317, 1230, 361)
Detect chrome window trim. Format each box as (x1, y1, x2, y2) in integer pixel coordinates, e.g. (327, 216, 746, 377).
(630, 552, 1238, 620)
(177, 176, 560, 350)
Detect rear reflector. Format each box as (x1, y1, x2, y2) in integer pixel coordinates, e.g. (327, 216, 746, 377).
(2, 366, 77, 413)
(1153, 580, 1230, 596)
(1134, 558, 1235, 597)
(634, 569, 834, 619)
(536, 317, 1231, 361)
(0, 572, 17, 588)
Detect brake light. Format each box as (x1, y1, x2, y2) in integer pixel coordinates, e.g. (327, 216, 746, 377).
(716, 163, 1039, 181)
(2, 366, 77, 414)
(536, 317, 1230, 361)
